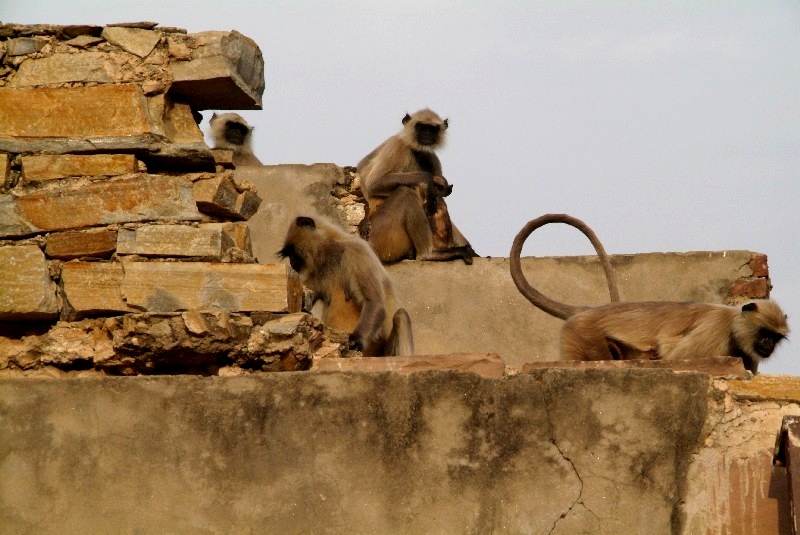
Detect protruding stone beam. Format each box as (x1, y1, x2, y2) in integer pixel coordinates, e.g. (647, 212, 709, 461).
(169, 30, 264, 110)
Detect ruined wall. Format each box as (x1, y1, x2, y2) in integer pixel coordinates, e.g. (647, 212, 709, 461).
(1, 21, 798, 535)
(0, 22, 352, 376)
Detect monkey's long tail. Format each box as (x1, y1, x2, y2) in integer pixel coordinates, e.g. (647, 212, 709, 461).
(509, 213, 620, 320)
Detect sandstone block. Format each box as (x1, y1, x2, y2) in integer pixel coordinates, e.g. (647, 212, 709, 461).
(101, 26, 161, 58)
(205, 222, 252, 255)
(0, 245, 59, 320)
(312, 353, 506, 378)
(11, 52, 113, 87)
(46, 229, 118, 260)
(60, 261, 132, 319)
(2, 175, 202, 238)
(120, 261, 302, 313)
(193, 174, 259, 220)
(0, 153, 9, 184)
(116, 224, 234, 259)
(5, 37, 46, 56)
(21, 154, 137, 182)
(170, 30, 264, 110)
(0, 86, 213, 165)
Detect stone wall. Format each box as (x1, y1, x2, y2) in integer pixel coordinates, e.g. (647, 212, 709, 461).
(0, 22, 348, 376)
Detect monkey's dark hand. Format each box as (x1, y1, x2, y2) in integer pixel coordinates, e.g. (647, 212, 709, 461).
(431, 175, 452, 197)
(348, 333, 365, 352)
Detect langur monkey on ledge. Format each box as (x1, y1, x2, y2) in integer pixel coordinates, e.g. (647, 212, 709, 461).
(209, 112, 263, 167)
(509, 213, 789, 373)
(357, 108, 477, 264)
(278, 215, 414, 357)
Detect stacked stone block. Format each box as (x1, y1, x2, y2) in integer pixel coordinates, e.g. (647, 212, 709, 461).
(0, 22, 333, 375)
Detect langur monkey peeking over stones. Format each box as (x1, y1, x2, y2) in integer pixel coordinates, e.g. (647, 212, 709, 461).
(209, 112, 263, 167)
(278, 215, 414, 357)
(357, 108, 477, 264)
(509, 214, 789, 373)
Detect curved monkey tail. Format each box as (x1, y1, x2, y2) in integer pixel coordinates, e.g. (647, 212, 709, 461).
(509, 213, 620, 320)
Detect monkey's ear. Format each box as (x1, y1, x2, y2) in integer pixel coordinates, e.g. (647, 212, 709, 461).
(211, 113, 218, 120)
(742, 302, 759, 313)
(443, 118, 449, 130)
(296, 216, 316, 229)
(402, 113, 412, 125)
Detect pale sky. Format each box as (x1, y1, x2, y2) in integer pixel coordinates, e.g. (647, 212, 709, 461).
(5, 1, 799, 374)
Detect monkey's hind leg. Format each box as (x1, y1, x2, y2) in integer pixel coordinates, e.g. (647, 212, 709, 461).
(385, 308, 414, 357)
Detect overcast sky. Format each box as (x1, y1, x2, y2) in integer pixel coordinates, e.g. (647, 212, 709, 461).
(5, 1, 799, 374)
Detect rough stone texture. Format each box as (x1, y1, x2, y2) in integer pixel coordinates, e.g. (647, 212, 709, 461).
(194, 173, 261, 220)
(101, 26, 161, 58)
(120, 261, 302, 313)
(45, 228, 118, 260)
(60, 261, 133, 319)
(21, 154, 137, 182)
(0, 153, 9, 184)
(170, 30, 264, 110)
(0, 245, 59, 320)
(11, 52, 114, 86)
(116, 224, 233, 259)
(1, 174, 202, 238)
(0, 85, 154, 140)
(0, 312, 330, 375)
(0, 368, 709, 533)
(312, 353, 506, 378)
(4, 36, 46, 56)
(385, 252, 767, 370)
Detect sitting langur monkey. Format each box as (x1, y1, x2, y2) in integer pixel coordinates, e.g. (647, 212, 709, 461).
(357, 108, 477, 264)
(209, 112, 263, 166)
(278, 215, 414, 357)
(509, 214, 789, 373)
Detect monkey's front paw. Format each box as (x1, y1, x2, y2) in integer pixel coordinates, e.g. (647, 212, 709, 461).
(348, 334, 364, 352)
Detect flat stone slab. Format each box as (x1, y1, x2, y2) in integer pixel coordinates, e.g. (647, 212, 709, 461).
(0, 245, 59, 320)
(522, 356, 749, 379)
(21, 154, 138, 182)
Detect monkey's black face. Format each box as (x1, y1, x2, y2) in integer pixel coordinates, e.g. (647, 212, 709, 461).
(223, 121, 251, 146)
(277, 244, 306, 273)
(754, 328, 785, 358)
(415, 123, 441, 146)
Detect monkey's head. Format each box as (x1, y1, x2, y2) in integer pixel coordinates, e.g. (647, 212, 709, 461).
(210, 112, 253, 148)
(734, 300, 789, 366)
(400, 108, 448, 153)
(277, 216, 346, 276)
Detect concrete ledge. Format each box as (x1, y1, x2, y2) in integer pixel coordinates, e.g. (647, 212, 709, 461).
(0, 369, 709, 534)
(522, 356, 749, 379)
(311, 353, 506, 378)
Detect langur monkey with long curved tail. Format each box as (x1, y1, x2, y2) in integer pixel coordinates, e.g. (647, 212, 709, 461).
(278, 215, 414, 357)
(357, 108, 477, 264)
(509, 213, 789, 373)
(209, 112, 263, 167)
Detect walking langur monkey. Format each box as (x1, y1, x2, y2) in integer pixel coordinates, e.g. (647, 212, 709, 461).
(509, 214, 789, 373)
(209, 112, 263, 167)
(357, 108, 477, 264)
(278, 215, 414, 357)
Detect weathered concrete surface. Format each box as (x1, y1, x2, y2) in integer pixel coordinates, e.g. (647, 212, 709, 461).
(0, 368, 709, 534)
(386, 252, 763, 370)
(312, 353, 506, 378)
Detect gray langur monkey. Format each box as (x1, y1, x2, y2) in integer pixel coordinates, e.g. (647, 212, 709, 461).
(357, 108, 477, 264)
(509, 213, 789, 373)
(209, 112, 263, 167)
(278, 215, 414, 357)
